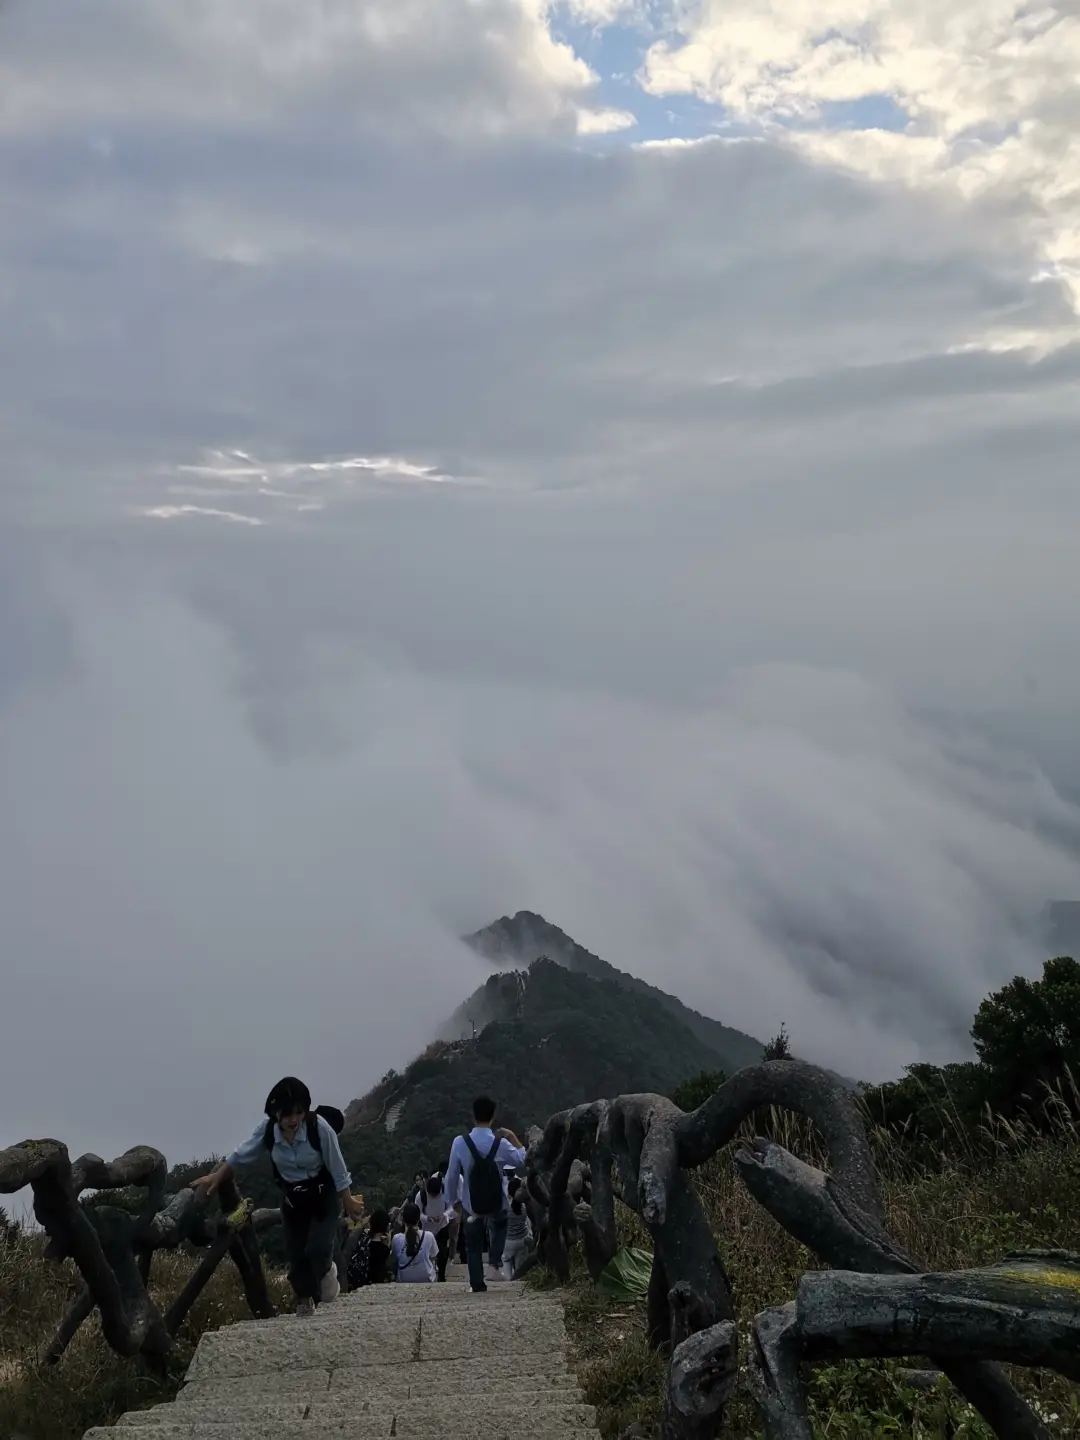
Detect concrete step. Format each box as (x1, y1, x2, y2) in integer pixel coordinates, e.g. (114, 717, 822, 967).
(166, 1391, 585, 1419)
(174, 1356, 578, 1405)
(118, 1400, 597, 1428)
(186, 1317, 566, 1380)
(84, 1260, 583, 1439)
(245, 1296, 550, 1323)
(245, 1296, 537, 1317)
(86, 1427, 599, 1440)
(328, 1296, 538, 1307)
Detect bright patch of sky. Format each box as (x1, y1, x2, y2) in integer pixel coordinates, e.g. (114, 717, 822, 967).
(553, 10, 728, 144)
(556, 2, 914, 145)
(816, 94, 909, 135)
(554, 0, 1080, 313)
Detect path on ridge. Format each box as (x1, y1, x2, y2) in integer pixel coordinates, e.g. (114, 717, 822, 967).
(83, 1274, 598, 1440)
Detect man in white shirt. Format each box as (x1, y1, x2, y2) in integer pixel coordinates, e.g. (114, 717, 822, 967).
(444, 1095, 526, 1293)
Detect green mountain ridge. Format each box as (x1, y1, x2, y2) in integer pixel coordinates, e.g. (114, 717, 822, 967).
(165, 916, 754, 1217)
(458, 910, 766, 1074)
(339, 950, 743, 1209)
(336, 913, 768, 1205)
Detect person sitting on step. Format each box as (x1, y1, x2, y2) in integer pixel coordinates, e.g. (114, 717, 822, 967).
(392, 1201, 439, 1283)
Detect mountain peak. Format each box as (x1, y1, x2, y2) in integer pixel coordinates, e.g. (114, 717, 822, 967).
(464, 912, 765, 1075)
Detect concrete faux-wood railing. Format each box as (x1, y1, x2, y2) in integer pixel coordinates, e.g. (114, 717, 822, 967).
(522, 1058, 1078, 1440)
(0, 1138, 279, 1368)
(7, 1060, 1080, 1438)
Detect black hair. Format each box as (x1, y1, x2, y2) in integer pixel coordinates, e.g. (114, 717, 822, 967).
(369, 1208, 390, 1235)
(264, 1077, 311, 1119)
(401, 1201, 422, 1259)
(508, 1175, 525, 1214)
(472, 1094, 496, 1124)
(426, 1174, 443, 1196)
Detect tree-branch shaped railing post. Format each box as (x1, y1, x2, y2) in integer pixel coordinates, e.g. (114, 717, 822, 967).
(531, 1101, 612, 1282)
(215, 1174, 275, 1320)
(0, 1137, 281, 1369)
(0, 1141, 173, 1361)
(532, 1060, 1051, 1440)
(749, 1251, 1080, 1440)
(163, 1205, 281, 1337)
(530, 1095, 737, 1440)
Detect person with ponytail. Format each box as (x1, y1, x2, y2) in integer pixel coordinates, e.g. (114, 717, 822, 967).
(391, 1201, 438, 1283)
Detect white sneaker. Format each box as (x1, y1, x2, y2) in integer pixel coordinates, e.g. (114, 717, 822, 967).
(486, 1266, 507, 1282)
(319, 1262, 340, 1303)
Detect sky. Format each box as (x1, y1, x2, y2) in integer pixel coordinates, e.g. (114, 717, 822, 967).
(2, 0, 1080, 1189)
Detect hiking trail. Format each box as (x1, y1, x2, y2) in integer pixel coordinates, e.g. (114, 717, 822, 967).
(83, 1275, 598, 1440)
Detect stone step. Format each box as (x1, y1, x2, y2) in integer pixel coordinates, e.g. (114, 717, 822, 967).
(260, 1289, 550, 1314)
(167, 1391, 585, 1419)
(86, 1427, 599, 1440)
(247, 1296, 550, 1322)
(84, 1255, 582, 1439)
(250, 1292, 537, 1312)
(118, 1400, 596, 1428)
(175, 1356, 577, 1404)
(186, 1317, 565, 1380)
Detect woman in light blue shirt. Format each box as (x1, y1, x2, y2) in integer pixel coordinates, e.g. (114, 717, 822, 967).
(194, 1076, 364, 1315)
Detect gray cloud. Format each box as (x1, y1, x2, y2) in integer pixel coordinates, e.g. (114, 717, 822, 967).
(1, 517, 1077, 1179)
(2, 130, 1074, 502)
(0, 0, 596, 140)
(2, 0, 1080, 1191)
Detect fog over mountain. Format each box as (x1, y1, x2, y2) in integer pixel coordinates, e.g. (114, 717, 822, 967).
(2, 0, 1080, 1188)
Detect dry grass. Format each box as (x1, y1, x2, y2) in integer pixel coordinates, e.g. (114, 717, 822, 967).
(0, 1228, 292, 1440)
(555, 1101, 1080, 1439)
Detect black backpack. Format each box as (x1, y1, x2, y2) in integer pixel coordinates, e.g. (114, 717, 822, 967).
(463, 1134, 503, 1216)
(347, 1233, 372, 1289)
(263, 1105, 345, 1202)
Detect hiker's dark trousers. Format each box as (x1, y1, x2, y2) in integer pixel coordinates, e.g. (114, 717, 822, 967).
(464, 1211, 509, 1289)
(282, 1189, 340, 1301)
(435, 1224, 451, 1282)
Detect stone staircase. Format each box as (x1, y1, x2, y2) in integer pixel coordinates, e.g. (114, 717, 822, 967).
(83, 1274, 598, 1440)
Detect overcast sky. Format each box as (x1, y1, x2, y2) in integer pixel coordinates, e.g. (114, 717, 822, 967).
(2, 0, 1080, 1186)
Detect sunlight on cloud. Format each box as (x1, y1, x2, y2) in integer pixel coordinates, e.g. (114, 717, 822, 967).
(640, 0, 1080, 317)
(140, 505, 265, 526)
(562, 0, 642, 21)
(576, 105, 637, 133)
(137, 450, 488, 526)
